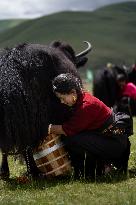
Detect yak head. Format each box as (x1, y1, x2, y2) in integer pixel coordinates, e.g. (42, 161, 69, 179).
(49, 40, 92, 68)
(46, 41, 92, 123)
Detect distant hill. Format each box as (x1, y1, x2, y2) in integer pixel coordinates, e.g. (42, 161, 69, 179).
(0, 1, 135, 71)
(0, 19, 26, 33)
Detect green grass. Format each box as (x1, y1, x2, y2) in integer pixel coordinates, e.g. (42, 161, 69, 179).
(1, 179, 136, 205)
(0, 118, 136, 205)
(0, 1, 136, 70)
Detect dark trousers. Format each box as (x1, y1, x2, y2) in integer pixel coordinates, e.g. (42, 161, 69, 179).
(61, 131, 128, 178)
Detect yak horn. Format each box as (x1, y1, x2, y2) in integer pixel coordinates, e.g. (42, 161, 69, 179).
(76, 41, 92, 58)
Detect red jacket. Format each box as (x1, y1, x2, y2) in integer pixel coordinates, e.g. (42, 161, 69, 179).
(119, 82, 136, 100)
(62, 91, 112, 136)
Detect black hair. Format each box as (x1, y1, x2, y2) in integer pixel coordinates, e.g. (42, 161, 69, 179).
(52, 73, 82, 94)
(116, 74, 127, 82)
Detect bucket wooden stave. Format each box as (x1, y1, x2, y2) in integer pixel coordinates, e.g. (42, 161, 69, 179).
(33, 134, 72, 178)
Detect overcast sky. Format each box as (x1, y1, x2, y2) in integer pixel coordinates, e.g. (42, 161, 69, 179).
(0, 0, 135, 19)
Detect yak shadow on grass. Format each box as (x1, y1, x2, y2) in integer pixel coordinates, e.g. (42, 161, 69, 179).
(93, 167, 136, 184)
(2, 169, 132, 191)
(2, 174, 74, 191)
(95, 172, 129, 184)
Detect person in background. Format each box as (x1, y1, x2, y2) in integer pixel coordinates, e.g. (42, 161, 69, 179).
(48, 73, 131, 179)
(116, 74, 136, 101)
(115, 73, 136, 117)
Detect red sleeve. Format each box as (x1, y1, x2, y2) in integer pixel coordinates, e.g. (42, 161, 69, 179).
(128, 83, 136, 99)
(123, 83, 136, 100)
(62, 102, 95, 136)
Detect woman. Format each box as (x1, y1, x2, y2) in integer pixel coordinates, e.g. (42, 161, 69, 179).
(115, 73, 136, 117)
(48, 73, 130, 179)
(116, 74, 136, 101)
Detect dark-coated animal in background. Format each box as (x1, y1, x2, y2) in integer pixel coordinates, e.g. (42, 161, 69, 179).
(93, 64, 136, 116)
(93, 64, 134, 175)
(0, 41, 92, 179)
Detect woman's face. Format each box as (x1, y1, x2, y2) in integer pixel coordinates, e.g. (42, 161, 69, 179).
(55, 90, 77, 106)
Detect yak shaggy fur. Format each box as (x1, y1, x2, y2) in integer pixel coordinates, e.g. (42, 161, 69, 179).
(0, 42, 84, 154)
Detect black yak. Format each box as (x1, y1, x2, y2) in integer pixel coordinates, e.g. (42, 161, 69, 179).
(0, 41, 92, 179)
(93, 64, 136, 116)
(93, 65, 134, 174)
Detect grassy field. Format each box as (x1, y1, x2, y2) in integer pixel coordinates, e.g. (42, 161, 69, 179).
(0, 118, 136, 205)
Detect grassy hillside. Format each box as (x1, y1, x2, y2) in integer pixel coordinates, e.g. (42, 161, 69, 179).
(0, 19, 26, 33)
(0, 1, 135, 70)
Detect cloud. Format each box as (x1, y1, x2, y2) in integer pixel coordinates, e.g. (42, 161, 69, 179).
(0, 0, 135, 19)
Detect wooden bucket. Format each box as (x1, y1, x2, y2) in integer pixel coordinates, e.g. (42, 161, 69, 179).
(33, 134, 72, 178)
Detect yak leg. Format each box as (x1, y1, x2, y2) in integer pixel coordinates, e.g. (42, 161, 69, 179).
(23, 147, 45, 179)
(0, 151, 9, 179)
